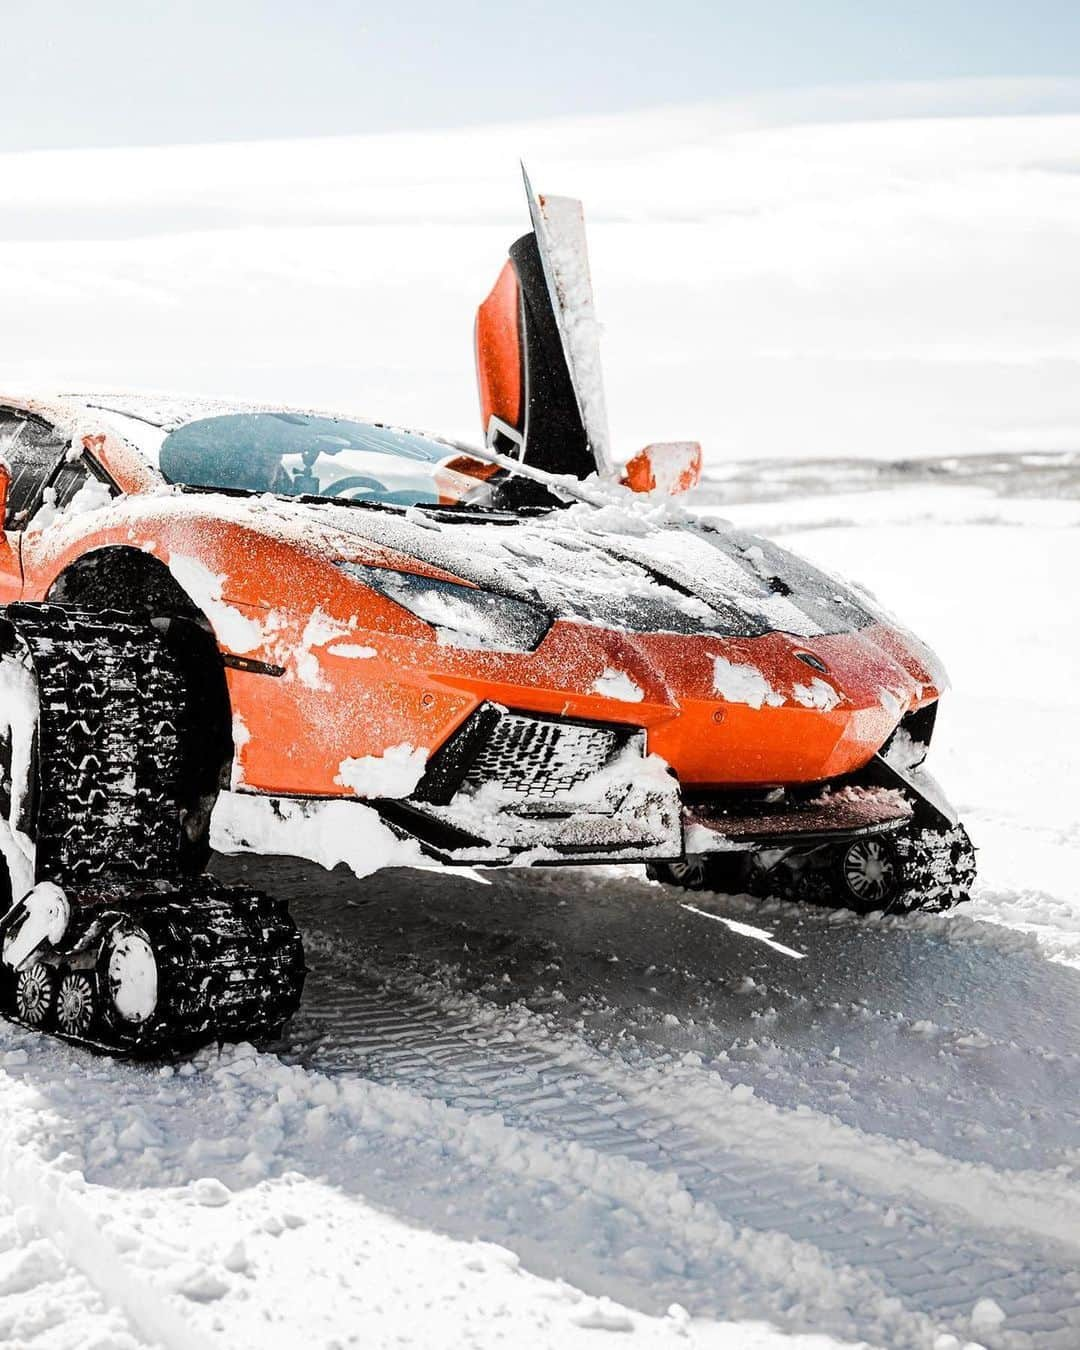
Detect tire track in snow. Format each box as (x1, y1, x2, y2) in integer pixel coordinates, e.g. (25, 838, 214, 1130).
(291, 923, 1080, 1348)
(0, 1063, 224, 1350)
(0, 1195, 150, 1350)
(299, 922, 1080, 1256)
(266, 1026, 946, 1349)
(293, 860, 1080, 1173)
(3, 1021, 914, 1350)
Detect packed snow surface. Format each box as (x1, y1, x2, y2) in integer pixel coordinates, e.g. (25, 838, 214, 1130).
(210, 792, 425, 878)
(334, 743, 428, 799)
(1, 457, 1078, 1349)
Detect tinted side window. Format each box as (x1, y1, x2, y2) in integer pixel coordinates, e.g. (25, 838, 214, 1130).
(0, 410, 23, 473)
(0, 411, 70, 529)
(48, 456, 91, 512)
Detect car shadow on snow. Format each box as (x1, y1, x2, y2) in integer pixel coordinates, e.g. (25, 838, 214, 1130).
(221, 853, 1080, 1177)
(2, 854, 1079, 1345)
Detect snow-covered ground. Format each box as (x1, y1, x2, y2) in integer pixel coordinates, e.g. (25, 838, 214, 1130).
(1, 454, 1076, 1349)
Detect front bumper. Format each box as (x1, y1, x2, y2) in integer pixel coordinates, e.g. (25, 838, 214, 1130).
(373, 704, 927, 867)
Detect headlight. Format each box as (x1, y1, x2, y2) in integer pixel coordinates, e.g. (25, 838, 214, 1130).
(340, 563, 551, 652)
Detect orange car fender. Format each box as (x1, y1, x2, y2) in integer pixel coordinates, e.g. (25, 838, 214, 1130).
(18, 488, 946, 798)
(23, 499, 483, 797)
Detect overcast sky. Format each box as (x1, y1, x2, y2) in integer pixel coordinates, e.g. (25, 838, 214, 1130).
(5, 0, 1080, 149)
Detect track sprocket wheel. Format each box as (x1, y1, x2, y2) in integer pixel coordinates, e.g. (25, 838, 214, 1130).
(56, 972, 95, 1037)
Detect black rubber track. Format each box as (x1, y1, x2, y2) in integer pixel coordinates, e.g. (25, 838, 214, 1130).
(0, 604, 305, 1054)
(4, 603, 186, 885)
(1, 876, 305, 1056)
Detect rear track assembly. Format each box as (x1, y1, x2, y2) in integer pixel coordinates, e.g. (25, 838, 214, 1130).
(0, 605, 304, 1056)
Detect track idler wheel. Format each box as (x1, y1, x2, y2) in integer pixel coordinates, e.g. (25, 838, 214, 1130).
(100, 920, 159, 1028)
(814, 821, 976, 914)
(15, 963, 55, 1027)
(837, 835, 901, 910)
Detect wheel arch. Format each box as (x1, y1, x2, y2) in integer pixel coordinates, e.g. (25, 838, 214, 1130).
(46, 543, 204, 622)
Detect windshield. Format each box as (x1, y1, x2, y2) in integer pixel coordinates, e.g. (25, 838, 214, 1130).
(157, 412, 455, 505)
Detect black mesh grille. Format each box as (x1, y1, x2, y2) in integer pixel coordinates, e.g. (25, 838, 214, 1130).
(458, 713, 628, 802)
(398, 705, 680, 862)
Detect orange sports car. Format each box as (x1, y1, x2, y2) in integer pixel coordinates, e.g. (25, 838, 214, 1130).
(0, 174, 974, 1054)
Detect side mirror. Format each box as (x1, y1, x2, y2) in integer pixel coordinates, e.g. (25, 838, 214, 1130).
(621, 442, 702, 497)
(0, 459, 9, 526)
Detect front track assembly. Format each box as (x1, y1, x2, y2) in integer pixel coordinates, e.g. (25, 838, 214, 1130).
(651, 755, 977, 916)
(0, 604, 305, 1056)
(751, 819, 976, 915)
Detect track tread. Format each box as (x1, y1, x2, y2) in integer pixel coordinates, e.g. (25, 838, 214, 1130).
(0, 604, 305, 1055)
(7, 604, 184, 885)
(1, 877, 304, 1055)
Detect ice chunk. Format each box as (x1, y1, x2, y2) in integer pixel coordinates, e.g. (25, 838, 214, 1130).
(211, 791, 426, 879)
(589, 668, 644, 702)
(712, 656, 784, 709)
(335, 743, 428, 799)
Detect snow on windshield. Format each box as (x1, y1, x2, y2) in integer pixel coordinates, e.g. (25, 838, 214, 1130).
(88, 403, 457, 505)
(156, 412, 447, 505)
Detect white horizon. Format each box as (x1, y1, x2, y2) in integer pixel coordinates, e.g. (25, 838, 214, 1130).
(3, 88, 1079, 462)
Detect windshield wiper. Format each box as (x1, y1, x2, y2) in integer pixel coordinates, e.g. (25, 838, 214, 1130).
(178, 484, 405, 512)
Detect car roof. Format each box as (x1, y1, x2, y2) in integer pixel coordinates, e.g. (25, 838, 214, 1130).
(3, 389, 442, 437)
(51, 391, 400, 434)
